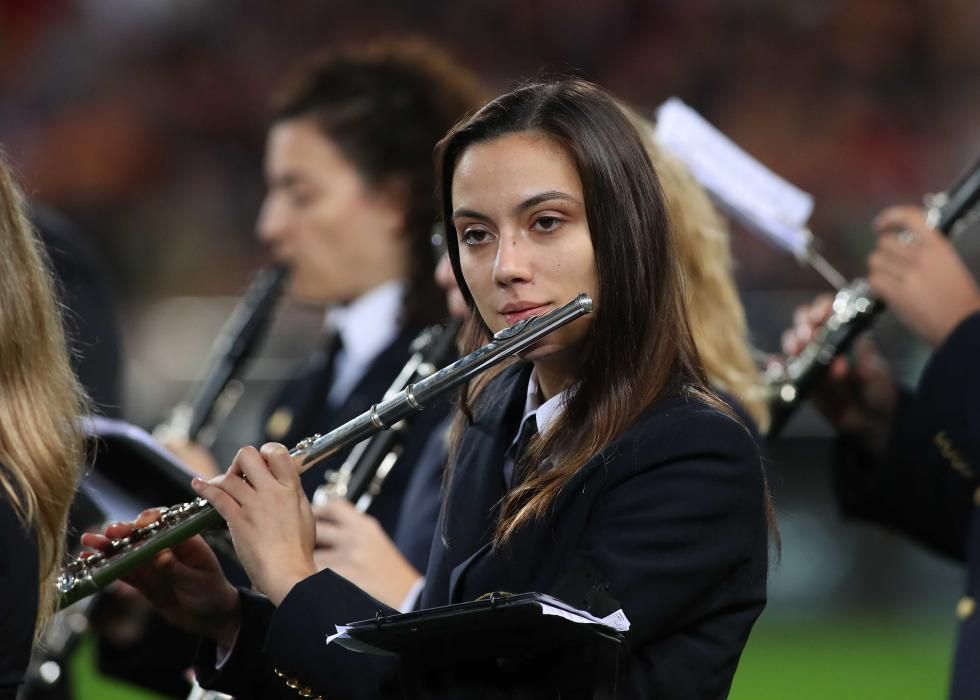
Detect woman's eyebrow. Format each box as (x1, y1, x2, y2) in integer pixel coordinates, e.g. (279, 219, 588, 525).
(515, 191, 578, 213)
(452, 207, 491, 222)
(452, 191, 578, 221)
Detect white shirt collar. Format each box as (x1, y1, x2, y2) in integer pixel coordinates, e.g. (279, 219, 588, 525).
(518, 369, 567, 438)
(323, 279, 404, 407)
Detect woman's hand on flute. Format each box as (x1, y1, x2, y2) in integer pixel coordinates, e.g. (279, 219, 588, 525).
(192, 443, 317, 607)
(80, 510, 241, 648)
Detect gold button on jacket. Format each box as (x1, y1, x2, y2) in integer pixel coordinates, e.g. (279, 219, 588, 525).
(956, 596, 975, 621)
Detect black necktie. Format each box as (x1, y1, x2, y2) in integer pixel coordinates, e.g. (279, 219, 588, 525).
(505, 413, 539, 488)
(320, 329, 344, 405)
(294, 330, 344, 432)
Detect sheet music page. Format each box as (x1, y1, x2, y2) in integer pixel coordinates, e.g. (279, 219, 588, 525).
(654, 97, 815, 259)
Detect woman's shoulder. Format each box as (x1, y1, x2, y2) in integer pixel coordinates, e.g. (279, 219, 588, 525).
(0, 467, 40, 694)
(609, 389, 761, 472)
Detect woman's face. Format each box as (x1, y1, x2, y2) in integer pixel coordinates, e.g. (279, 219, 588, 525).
(257, 117, 407, 304)
(451, 132, 598, 366)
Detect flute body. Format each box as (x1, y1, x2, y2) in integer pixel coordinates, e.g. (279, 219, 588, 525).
(58, 294, 593, 608)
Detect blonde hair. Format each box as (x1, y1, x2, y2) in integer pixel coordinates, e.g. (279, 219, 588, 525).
(623, 106, 770, 431)
(0, 152, 87, 636)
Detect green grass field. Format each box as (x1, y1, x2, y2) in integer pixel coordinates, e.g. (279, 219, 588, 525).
(731, 616, 955, 699)
(70, 615, 955, 699)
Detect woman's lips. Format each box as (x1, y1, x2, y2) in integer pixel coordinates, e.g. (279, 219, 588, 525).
(502, 305, 549, 325)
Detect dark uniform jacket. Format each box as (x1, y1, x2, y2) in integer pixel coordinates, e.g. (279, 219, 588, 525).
(0, 475, 39, 700)
(262, 322, 452, 567)
(196, 363, 770, 699)
(390, 415, 452, 575)
(833, 312, 980, 699)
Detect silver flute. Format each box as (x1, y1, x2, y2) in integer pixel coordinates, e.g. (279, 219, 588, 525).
(312, 318, 462, 510)
(58, 293, 594, 608)
(765, 156, 980, 438)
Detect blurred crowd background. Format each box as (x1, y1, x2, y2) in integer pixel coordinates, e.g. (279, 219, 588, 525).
(3, 1, 979, 697)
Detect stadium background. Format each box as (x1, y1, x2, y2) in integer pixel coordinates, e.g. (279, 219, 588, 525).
(3, 1, 979, 697)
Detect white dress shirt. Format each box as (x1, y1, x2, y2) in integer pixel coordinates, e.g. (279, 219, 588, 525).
(514, 370, 567, 445)
(324, 280, 404, 408)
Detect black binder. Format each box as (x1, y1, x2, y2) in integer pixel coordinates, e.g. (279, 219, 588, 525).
(80, 416, 201, 522)
(73, 416, 245, 583)
(66, 416, 201, 539)
(336, 593, 626, 698)
(338, 592, 624, 661)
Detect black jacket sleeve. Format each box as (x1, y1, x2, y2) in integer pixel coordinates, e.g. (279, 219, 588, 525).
(833, 311, 980, 561)
(195, 573, 400, 700)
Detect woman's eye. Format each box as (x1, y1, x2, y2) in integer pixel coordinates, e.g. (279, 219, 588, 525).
(533, 215, 562, 232)
(460, 228, 493, 246)
(290, 189, 318, 208)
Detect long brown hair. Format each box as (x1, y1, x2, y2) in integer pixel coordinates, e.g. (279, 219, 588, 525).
(437, 79, 744, 544)
(271, 37, 486, 327)
(0, 153, 87, 635)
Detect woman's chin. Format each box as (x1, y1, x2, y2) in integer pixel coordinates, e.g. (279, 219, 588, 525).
(517, 342, 569, 363)
(288, 278, 338, 306)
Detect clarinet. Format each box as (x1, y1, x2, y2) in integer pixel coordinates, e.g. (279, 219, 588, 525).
(57, 294, 593, 609)
(156, 265, 288, 447)
(312, 319, 462, 510)
(766, 158, 980, 438)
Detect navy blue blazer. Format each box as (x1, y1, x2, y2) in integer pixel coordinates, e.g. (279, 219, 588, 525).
(0, 477, 39, 700)
(390, 415, 452, 574)
(833, 312, 980, 699)
(261, 323, 452, 556)
(197, 363, 770, 699)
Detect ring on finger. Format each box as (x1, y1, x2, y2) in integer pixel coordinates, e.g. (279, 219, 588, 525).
(897, 229, 919, 247)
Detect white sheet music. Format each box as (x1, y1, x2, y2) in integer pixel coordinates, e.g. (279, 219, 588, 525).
(654, 97, 814, 259)
(539, 603, 630, 631)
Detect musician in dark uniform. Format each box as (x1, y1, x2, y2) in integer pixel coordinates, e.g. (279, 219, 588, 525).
(305, 252, 468, 609)
(0, 156, 88, 699)
(171, 38, 486, 547)
(309, 116, 775, 613)
(91, 78, 773, 699)
(784, 205, 980, 699)
(97, 39, 487, 697)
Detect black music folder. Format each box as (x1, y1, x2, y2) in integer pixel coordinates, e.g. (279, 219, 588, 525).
(335, 592, 625, 659)
(79, 416, 200, 524)
(334, 593, 627, 698)
(74, 416, 248, 584)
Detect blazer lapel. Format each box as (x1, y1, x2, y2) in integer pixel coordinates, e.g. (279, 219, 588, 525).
(444, 363, 531, 602)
